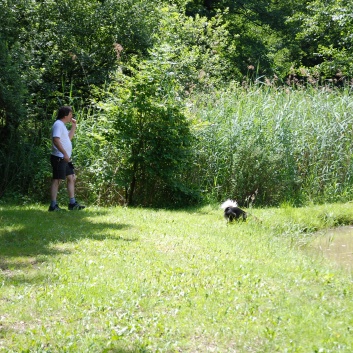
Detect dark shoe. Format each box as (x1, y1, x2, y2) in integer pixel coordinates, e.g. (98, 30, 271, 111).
(68, 201, 85, 210)
(48, 204, 63, 212)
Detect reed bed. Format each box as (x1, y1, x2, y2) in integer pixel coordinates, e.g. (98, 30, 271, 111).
(189, 84, 353, 206)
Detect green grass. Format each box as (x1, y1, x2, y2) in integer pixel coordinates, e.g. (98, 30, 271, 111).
(1, 203, 353, 352)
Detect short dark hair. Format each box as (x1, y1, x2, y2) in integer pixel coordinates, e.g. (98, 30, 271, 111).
(57, 106, 73, 120)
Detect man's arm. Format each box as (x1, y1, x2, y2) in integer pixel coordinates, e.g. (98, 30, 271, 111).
(53, 137, 70, 162)
(68, 118, 77, 140)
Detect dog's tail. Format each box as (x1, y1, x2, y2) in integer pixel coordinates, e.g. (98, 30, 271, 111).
(220, 199, 238, 210)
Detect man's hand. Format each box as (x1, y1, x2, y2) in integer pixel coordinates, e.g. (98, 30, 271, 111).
(63, 153, 70, 162)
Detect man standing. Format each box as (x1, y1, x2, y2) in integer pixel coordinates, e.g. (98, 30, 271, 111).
(49, 106, 85, 211)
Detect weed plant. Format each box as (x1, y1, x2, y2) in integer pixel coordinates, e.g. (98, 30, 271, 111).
(1, 203, 353, 352)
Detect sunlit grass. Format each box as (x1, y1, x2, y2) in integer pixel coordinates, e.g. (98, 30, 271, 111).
(1, 203, 353, 352)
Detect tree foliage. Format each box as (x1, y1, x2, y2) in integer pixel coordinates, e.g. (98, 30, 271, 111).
(289, 0, 353, 80)
(93, 63, 195, 206)
(88, 6, 231, 206)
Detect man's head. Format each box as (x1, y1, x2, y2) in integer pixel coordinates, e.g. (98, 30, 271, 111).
(57, 106, 73, 120)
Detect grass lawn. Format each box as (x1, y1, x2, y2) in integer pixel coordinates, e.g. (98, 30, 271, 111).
(1, 202, 353, 352)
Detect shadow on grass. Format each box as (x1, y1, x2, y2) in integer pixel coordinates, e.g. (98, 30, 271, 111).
(0, 207, 136, 265)
(104, 349, 152, 353)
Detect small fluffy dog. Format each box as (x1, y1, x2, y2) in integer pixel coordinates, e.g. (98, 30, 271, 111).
(221, 199, 247, 222)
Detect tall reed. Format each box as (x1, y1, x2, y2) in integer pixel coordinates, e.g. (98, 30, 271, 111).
(188, 84, 353, 206)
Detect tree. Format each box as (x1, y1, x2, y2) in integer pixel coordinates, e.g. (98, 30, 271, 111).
(0, 0, 28, 196)
(289, 0, 353, 80)
(96, 60, 196, 207)
(0, 0, 26, 141)
(90, 6, 231, 206)
(183, 0, 310, 80)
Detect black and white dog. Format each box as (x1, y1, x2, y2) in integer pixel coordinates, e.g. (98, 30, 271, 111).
(221, 199, 247, 222)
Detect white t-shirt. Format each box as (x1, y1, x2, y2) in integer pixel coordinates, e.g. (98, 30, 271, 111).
(51, 119, 72, 158)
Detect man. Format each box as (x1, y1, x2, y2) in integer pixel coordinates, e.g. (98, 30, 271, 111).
(49, 106, 85, 211)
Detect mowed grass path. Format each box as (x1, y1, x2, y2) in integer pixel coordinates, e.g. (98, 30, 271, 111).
(1, 203, 353, 352)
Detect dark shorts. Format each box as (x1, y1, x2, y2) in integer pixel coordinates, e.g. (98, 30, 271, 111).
(50, 155, 75, 180)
